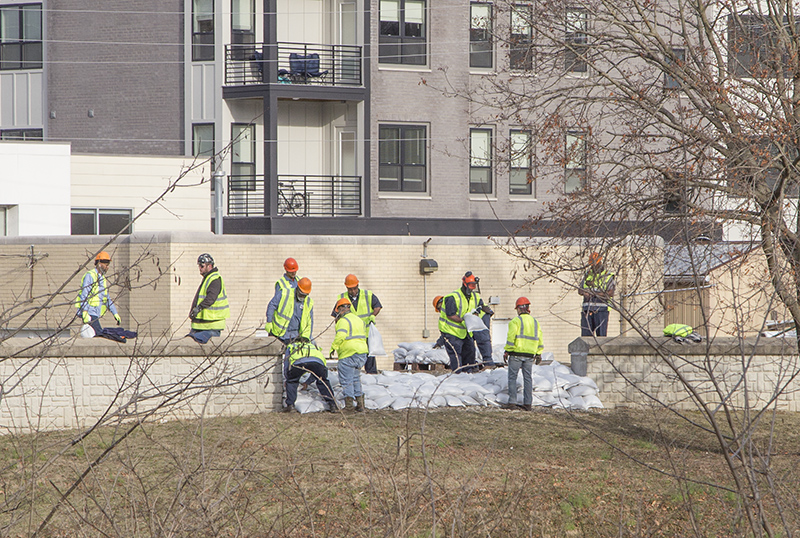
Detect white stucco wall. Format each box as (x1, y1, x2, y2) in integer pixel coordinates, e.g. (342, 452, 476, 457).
(71, 154, 211, 233)
(0, 141, 71, 236)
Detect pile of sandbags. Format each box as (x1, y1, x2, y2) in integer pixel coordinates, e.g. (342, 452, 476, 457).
(392, 342, 449, 364)
(292, 360, 604, 413)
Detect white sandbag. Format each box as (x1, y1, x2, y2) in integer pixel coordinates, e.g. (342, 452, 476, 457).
(430, 395, 448, 408)
(361, 385, 386, 398)
(80, 323, 95, 338)
(461, 395, 482, 406)
(368, 323, 387, 356)
(445, 395, 466, 407)
(541, 351, 555, 363)
(393, 349, 408, 362)
(569, 395, 589, 410)
(583, 395, 604, 408)
(576, 376, 598, 390)
(531, 375, 553, 392)
(568, 385, 597, 397)
(370, 394, 396, 409)
(360, 374, 378, 385)
(463, 313, 488, 332)
(391, 397, 413, 410)
(387, 384, 416, 398)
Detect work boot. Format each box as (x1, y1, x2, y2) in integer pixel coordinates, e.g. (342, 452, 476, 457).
(500, 402, 518, 410)
(325, 401, 339, 413)
(355, 395, 365, 412)
(344, 397, 356, 413)
(518, 404, 532, 411)
(279, 405, 299, 414)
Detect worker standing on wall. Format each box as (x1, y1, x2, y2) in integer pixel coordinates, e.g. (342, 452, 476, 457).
(75, 251, 121, 336)
(187, 253, 230, 344)
(502, 297, 543, 411)
(578, 252, 616, 337)
(332, 274, 382, 374)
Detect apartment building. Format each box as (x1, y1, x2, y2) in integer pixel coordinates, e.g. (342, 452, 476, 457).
(0, 0, 560, 236)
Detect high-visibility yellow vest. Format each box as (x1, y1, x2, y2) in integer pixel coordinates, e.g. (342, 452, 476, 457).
(191, 272, 230, 331)
(338, 289, 374, 326)
(504, 314, 543, 355)
(269, 278, 302, 337)
(331, 312, 368, 359)
(663, 323, 692, 337)
(438, 289, 478, 339)
(582, 269, 615, 309)
(74, 269, 109, 315)
(287, 341, 327, 366)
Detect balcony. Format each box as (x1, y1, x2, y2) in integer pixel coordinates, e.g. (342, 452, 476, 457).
(225, 43, 362, 87)
(227, 174, 362, 217)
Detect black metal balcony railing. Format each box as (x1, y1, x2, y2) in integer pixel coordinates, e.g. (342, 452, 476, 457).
(225, 42, 362, 87)
(227, 174, 362, 217)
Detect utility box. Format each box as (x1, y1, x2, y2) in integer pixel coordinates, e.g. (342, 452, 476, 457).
(419, 258, 439, 274)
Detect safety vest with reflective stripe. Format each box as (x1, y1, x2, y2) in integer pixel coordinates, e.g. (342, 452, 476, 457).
(504, 314, 543, 355)
(74, 269, 113, 317)
(331, 311, 368, 359)
(269, 277, 300, 337)
(287, 341, 327, 367)
(438, 289, 478, 339)
(582, 269, 615, 310)
(191, 272, 230, 330)
(338, 289, 374, 327)
(663, 323, 692, 337)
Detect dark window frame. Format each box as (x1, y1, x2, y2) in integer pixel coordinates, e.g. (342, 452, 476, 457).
(192, 0, 215, 61)
(379, 0, 427, 65)
(565, 7, 588, 73)
(510, 4, 533, 71)
(470, 2, 493, 69)
(469, 127, 493, 195)
(509, 129, 533, 195)
(728, 13, 796, 78)
(230, 123, 256, 191)
(0, 3, 42, 71)
(70, 208, 133, 236)
(0, 128, 42, 140)
(379, 123, 428, 193)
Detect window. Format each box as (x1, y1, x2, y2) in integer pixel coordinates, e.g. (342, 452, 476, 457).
(470, 3, 493, 68)
(192, 0, 214, 61)
(0, 4, 41, 70)
(71, 209, 132, 235)
(510, 130, 532, 195)
(565, 8, 588, 73)
(510, 4, 533, 71)
(379, 124, 427, 192)
(192, 124, 215, 166)
(728, 14, 794, 78)
(0, 129, 42, 140)
(664, 48, 685, 89)
(728, 138, 800, 197)
(379, 0, 426, 65)
(231, 0, 254, 60)
(565, 131, 587, 192)
(470, 128, 493, 194)
(663, 171, 687, 213)
(231, 124, 255, 191)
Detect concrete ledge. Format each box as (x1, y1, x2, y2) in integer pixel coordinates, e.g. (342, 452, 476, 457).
(568, 336, 797, 357)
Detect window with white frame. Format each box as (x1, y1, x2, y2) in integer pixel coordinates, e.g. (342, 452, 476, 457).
(565, 130, 587, 192)
(0, 3, 41, 70)
(510, 130, 533, 195)
(192, 0, 214, 61)
(230, 124, 256, 191)
(379, 124, 427, 192)
(71, 209, 132, 235)
(510, 4, 533, 71)
(565, 8, 588, 73)
(379, 0, 426, 65)
(470, 2, 493, 69)
(470, 128, 493, 194)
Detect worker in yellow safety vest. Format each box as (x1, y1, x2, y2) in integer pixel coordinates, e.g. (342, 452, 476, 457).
(187, 253, 230, 344)
(501, 297, 544, 411)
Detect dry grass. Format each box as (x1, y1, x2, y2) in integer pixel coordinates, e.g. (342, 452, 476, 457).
(1, 406, 799, 537)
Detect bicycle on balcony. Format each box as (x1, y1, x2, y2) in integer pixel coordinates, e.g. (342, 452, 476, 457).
(278, 181, 308, 217)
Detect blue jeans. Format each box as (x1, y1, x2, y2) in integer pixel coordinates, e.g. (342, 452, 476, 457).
(507, 356, 534, 406)
(188, 329, 220, 343)
(338, 353, 367, 399)
(581, 309, 609, 337)
(472, 330, 494, 365)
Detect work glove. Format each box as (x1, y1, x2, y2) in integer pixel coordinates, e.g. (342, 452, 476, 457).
(367, 315, 376, 325)
(483, 307, 494, 317)
(81, 311, 91, 324)
(329, 351, 335, 360)
(503, 351, 509, 363)
(534, 355, 542, 365)
(191, 306, 201, 318)
(114, 313, 122, 325)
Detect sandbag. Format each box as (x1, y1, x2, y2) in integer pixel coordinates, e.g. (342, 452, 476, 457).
(463, 313, 488, 332)
(368, 323, 387, 356)
(80, 324, 95, 338)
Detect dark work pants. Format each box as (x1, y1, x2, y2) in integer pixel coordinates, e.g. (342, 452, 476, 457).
(581, 309, 609, 337)
(364, 356, 378, 374)
(472, 330, 494, 365)
(441, 333, 477, 372)
(285, 361, 335, 408)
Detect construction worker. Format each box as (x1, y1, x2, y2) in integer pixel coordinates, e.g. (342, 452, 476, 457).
(188, 253, 230, 344)
(75, 251, 121, 336)
(438, 272, 480, 372)
(578, 252, 616, 337)
(281, 339, 337, 414)
(332, 274, 382, 374)
(266, 257, 301, 338)
(269, 276, 314, 344)
(330, 298, 368, 412)
(502, 297, 543, 411)
(468, 273, 496, 368)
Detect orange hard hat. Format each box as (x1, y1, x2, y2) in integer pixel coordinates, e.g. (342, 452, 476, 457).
(344, 274, 359, 287)
(95, 251, 111, 263)
(284, 257, 299, 272)
(515, 297, 531, 308)
(433, 295, 444, 312)
(335, 297, 351, 309)
(462, 271, 478, 289)
(588, 252, 602, 265)
(297, 277, 312, 294)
